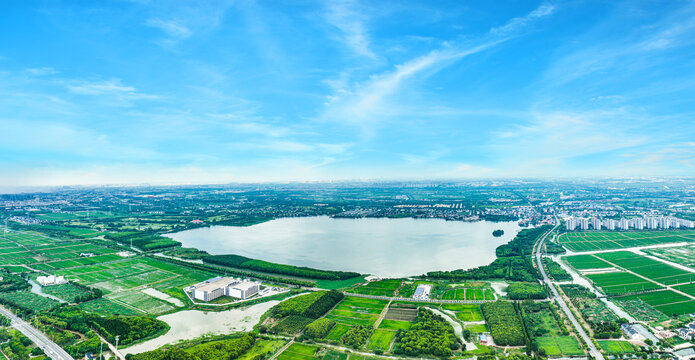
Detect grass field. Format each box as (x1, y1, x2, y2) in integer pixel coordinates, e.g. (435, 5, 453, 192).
(537, 336, 584, 356)
(325, 297, 388, 327)
(378, 319, 411, 330)
(558, 230, 695, 252)
(675, 283, 695, 297)
(325, 323, 352, 341)
(564, 255, 612, 270)
(440, 304, 484, 321)
(366, 329, 396, 352)
(585, 271, 661, 295)
(598, 340, 635, 354)
(440, 288, 495, 300)
(41, 282, 94, 302)
(79, 298, 143, 315)
(347, 279, 401, 297)
(643, 244, 695, 268)
(322, 351, 348, 360)
(594, 251, 695, 285)
(465, 323, 488, 333)
(0, 291, 61, 312)
(617, 290, 695, 316)
(277, 343, 318, 360)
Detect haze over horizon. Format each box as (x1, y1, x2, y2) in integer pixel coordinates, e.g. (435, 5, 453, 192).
(2, 1, 695, 186)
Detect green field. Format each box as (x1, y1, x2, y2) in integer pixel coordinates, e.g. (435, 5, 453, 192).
(585, 271, 661, 295)
(79, 298, 143, 315)
(325, 323, 352, 341)
(277, 343, 318, 360)
(564, 254, 612, 270)
(440, 287, 495, 300)
(366, 329, 396, 351)
(325, 297, 388, 327)
(558, 230, 695, 252)
(594, 251, 695, 285)
(378, 319, 411, 330)
(598, 340, 635, 354)
(617, 290, 695, 316)
(537, 336, 584, 356)
(347, 279, 401, 297)
(440, 303, 484, 321)
(643, 244, 695, 268)
(41, 282, 94, 302)
(675, 283, 695, 297)
(465, 323, 488, 333)
(0, 291, 61, 312)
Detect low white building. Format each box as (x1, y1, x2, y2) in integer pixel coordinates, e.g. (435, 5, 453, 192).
(193, 277, 240, 302)
(228, 281, 260, 299)
(37, 275, 67, 286)
(192, 277, 261, 302)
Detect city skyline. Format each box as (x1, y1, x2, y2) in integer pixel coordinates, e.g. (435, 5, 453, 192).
(1, 1, 695, 186)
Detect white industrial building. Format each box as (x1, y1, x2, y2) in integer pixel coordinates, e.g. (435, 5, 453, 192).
(192, 277, 261, 302)
(37, 275, 67, 286)
(227, 281, 260, 299)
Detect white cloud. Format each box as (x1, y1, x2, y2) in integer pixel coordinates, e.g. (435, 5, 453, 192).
(66, 79, 157, 101)
(490, 4, 555, 36)
(324, 0, 376, 58)
(145, 18, 192, 39)
(320, 3, 556, 135)
(25, 67, 58, 76)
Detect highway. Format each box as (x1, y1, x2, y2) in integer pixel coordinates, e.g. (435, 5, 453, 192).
(0, 305, 74, 360)
(535, 218, 604, 360)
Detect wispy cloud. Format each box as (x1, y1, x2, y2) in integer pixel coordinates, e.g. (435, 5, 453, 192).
(324, 0, 376, 59)
(320, 3, 557, 136)
(25, 67, 58, 76)
(67, 79, 157, 101)
(146, 18, 192, 39)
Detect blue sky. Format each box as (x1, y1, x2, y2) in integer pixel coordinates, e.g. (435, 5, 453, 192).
(1, 0, 695, 185)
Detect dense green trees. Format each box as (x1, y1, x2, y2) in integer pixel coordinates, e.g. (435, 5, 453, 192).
(492, 229, 504, 237)
(203, 255, 360, 280)
(481, 302, 527, 346)
(40, 306, 169, 347)
(304, 318, 336, 339)
(128, 334, 256, 360)
(0, 328, 32, 360)
(426, 226, 552, 282)
(506, 282, 547, 300)
(543, 258, 571, 281)
(270, 291, 343, 319)
(340, 325, 372, 349)
(0, 270, 29, 293)
(393, 309, 461, 358)
(267, 291, 343, 335)
(105, 232, 181, 251)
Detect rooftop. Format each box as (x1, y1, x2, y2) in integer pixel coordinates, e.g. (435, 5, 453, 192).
(195, 277, 239, 293)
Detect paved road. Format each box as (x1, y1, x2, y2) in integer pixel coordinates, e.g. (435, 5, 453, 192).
(535, 219, 604, 360)
(335, 292, 493, 304)
(0, 306, 74, 360)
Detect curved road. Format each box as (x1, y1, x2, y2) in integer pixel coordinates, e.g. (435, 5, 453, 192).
(535, 218, 604, 360)
(0, 305, 74, 360)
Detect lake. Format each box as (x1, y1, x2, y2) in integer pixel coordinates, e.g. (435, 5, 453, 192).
(166, 216, 523, 278)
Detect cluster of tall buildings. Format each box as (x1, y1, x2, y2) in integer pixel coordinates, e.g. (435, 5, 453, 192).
(565, 215, 694, 231)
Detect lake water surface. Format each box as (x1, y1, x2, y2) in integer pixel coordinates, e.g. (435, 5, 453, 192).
(166, 216, 523, 277)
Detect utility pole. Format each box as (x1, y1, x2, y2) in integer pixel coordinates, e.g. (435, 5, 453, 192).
(115, 335, 119, 350)
(99, 339, 103, 360)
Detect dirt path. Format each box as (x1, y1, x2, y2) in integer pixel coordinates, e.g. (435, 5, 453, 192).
(373, 299, 392, 329)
